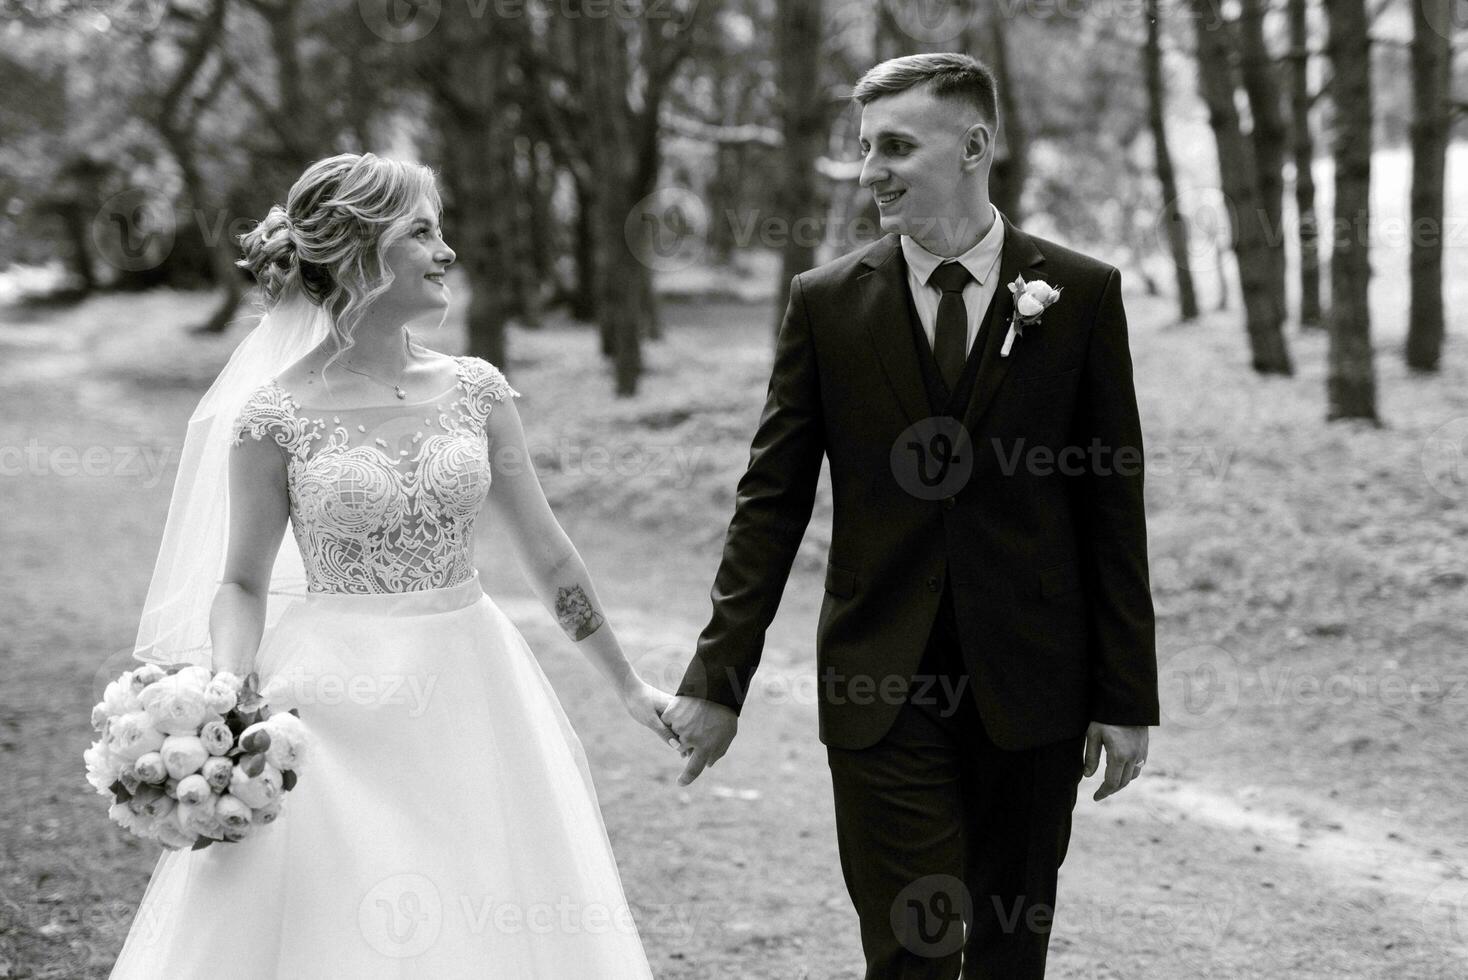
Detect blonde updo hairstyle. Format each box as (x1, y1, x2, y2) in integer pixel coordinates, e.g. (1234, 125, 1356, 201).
(236, 152, 443, 376)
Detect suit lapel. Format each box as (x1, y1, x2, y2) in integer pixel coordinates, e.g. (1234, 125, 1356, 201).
(857, 213, 1046, 432)
(857, 235, 930, 428)
(959, 214, 1045, 435)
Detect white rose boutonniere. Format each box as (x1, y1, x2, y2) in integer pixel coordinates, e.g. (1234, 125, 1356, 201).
(1002, 275, 1062, 357)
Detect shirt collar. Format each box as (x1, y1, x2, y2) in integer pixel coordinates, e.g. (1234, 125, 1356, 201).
(901, 203, 1005, 288)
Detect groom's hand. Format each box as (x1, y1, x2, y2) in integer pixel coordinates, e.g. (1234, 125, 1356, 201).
(1083, 722, 1148, 801)
(661, 695, 738, 786)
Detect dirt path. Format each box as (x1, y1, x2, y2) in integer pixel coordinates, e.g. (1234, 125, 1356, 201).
(3, 292, 1466, 978)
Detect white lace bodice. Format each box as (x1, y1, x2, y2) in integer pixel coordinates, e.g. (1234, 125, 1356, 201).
(230, 355, 519, 594)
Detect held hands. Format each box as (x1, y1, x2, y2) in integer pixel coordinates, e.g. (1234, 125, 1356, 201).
(659, 695, 738, 786)
(1083, 722, 1148, 802)
(619, 674, 678, 745)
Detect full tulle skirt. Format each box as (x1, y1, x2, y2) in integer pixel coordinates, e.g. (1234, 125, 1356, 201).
(108, 571, 654, 979)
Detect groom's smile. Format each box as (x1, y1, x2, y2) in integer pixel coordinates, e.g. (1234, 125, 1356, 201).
(856, 82, 994, 256)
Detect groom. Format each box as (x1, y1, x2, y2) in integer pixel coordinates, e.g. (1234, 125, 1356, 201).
(662, 53, 1159, 978)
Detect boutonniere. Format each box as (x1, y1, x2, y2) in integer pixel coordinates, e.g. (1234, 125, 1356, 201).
(1001, 275, 1062, 357)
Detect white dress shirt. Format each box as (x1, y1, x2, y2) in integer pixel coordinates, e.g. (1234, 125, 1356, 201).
(900, 204, 1006, 358)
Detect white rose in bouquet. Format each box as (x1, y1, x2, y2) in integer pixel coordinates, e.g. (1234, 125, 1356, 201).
(175, 774, 212, 806)
(229, 762, 283, 809)
(129, 664, 167, 692)
(139, 672, 213, 735)
(201, 756, 233, 792)
(108, 801, 154, 838)
(84, 742, 119, 796)
(199, 719, 234, 756)
(107, 711, 165, 762)
(160, 734, 209, 780)
(202, 678, 239, 714)
(100, 677, 143, 719)
(178, 795, 223, 839)
(222, 824, 256, 843)
(129, 787, 176, 821)
(133, 751, 168, 785)
(116, 763, 141, 796)
(253, 800, 283, 825)
(155, 814, 196, 850)
(215, 794, 253, 832)
(259, 713, 311, 771)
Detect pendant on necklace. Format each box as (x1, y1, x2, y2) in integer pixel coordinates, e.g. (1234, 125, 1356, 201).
(394, 386, 406, 399)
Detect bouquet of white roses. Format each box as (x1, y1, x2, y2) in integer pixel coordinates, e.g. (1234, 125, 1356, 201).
(84, 663, 310, 850)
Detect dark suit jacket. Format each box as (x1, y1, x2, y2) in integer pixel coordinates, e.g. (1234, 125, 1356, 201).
(677, 213, 1160, 750)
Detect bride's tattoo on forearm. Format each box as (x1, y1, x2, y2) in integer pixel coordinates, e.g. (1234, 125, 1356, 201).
(555, 584, 605, 640)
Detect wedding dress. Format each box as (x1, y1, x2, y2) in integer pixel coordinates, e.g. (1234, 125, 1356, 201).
(109, 355, 654, 978)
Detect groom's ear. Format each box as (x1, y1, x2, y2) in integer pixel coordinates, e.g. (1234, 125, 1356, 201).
(961, 121, 993, 173)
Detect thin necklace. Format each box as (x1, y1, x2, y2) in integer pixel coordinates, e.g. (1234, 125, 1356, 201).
(337, 336, 420, 400)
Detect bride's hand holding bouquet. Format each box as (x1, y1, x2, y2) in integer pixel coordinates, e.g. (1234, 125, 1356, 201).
(84, 663, 311, 851)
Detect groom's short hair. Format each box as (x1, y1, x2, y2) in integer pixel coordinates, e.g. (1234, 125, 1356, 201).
(851, 53, 998, 129)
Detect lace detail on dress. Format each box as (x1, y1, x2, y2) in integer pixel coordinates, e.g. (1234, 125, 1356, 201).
(230, 355, 520, 595)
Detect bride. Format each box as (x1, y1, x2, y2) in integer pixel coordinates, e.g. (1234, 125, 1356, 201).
(109, 152, 674, 978)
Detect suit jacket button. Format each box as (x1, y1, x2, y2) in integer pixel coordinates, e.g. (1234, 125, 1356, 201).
(926, 576, 941, 593)
(943, 496, 956, 510)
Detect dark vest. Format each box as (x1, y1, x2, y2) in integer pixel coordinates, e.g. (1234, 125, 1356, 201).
(898, 258, 1005, 418)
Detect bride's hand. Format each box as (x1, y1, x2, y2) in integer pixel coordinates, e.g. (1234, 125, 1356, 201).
(619, 676, 679, 748)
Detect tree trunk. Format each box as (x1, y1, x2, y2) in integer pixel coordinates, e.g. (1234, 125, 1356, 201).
(1235, 0, 1290, 326)
(574, 6, 642, 394)
(773, 0, 825, 336)
(1322, 0, 1378, 421)
(421, 32, 519, 365)
(1143, 0, 1198, 321)
(572, 175, 599, 323)
(1190, 0, 1292, 373)
(1286, 0, 1324, 327)
(1405, 0, 1449, 372)
(979, 5, 1026, 222)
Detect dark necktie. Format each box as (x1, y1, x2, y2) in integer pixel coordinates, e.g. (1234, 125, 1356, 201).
(929, 261, 974, 392)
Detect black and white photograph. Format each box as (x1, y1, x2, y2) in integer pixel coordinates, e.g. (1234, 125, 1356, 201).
(1, 0, 1465, 975)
